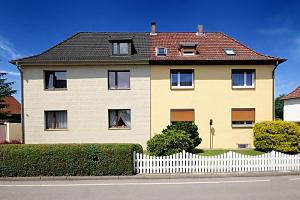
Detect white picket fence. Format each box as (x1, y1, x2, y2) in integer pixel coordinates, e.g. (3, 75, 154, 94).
(133, 150, 300, 174)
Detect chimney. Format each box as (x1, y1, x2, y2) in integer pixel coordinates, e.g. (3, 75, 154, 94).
(150, 22, 157, 35)
(196, 24, 204, 36)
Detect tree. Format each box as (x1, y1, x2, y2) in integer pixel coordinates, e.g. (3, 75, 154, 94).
(275, 94, 285, 120)
(0, 72, 17, 118)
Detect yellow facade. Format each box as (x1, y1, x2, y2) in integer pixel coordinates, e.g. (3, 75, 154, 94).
(150, 65, 275, 149)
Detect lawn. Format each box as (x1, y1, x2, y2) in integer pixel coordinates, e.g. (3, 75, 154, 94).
(143, 149, 265, 156)
(195, 149, 265, 156)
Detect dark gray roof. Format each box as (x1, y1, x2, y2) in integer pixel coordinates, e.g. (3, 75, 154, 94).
(11, 32, 149, 64)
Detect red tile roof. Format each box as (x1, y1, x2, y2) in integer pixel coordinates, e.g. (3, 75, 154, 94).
(282, 86, 300, 100)
(0, 96, 21, 115)
(150, 32, 285, 63)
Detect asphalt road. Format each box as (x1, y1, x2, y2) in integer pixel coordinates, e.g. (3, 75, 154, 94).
(0, 175, 299, 200)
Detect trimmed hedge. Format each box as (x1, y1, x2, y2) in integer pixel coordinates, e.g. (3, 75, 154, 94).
(0, 143, 142, 177)
(254, 121, 300, 153)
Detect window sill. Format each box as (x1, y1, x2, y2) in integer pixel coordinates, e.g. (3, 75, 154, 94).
(108, 127, 131, 130)
(232, 124, 254, 128)
(171, 86, 194, 90)
(45, 129, 68, 131)
(44, 88, 68, 91)
(232, 86, 255, 89)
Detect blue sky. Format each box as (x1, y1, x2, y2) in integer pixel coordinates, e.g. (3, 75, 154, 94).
(0, 0, 300, 101)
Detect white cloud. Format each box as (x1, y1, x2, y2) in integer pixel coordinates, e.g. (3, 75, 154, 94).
(0, 36, 24, 60)
(0, 70, 20, 76)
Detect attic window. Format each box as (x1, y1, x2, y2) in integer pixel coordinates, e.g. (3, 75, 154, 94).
(224, 48, 235, 55)
(112, 42, 129, 55)
(156, 47, 167, 56)
(180, 42, 197, 56)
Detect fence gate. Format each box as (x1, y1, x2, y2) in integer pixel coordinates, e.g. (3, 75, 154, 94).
(0, 124, 7, 143)
(133, 150, 300, 174)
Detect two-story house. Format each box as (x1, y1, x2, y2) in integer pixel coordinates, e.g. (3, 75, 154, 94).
(149, 23, 285, 148)
(11, 23, 286, 148)
(11, 33, 151, 146)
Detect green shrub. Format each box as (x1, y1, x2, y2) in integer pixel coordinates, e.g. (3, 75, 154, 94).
(147, 130, 194, 156)
(0, 143, 142, 177)
(163, 122, 201, 148)
(254, 121, 300, 153)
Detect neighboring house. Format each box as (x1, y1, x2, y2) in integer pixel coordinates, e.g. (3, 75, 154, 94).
(0, 96, 21, 123)
(282, 85, 300, 123)
(11, 23, 285, 148)
(0, 96, 22, 143)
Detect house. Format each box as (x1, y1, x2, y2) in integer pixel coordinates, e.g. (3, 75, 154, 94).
(149, 23, 285, 148)
(0, 96, 22, 143)
(0, 96, 21, 123)
(10, 23, 286, 148)
(282, 85, 300, 123)
(11, 33, 150, 146)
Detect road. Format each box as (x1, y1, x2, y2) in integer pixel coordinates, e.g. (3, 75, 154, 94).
(0, 175, 299, 200)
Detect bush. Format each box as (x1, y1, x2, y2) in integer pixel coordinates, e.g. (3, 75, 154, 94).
(254, 121, 300, 153)
(0, 143, 142, 177)
(163, 122, 201, 148)
(147, 130, 194, 156)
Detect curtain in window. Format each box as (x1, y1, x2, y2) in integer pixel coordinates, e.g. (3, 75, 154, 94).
(56, 111, 67, 129)
(46, 112, 53, 129)
(119, 110, 131, 127)
(48, 74, 54, 89)
(109, 110, 117, 127)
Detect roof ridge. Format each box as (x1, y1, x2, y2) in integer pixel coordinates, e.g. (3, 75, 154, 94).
(282, 85, 300, 100)
(220, 32, 279, 60)
(10, 32, 81, 64)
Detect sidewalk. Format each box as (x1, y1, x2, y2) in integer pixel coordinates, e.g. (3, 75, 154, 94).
(0, 171, 300, 181)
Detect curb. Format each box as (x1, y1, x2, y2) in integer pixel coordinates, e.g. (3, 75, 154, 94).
(0, 171, 300, 181)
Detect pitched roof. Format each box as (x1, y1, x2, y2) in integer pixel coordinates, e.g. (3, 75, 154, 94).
(282, 86, 300, 100)
(150, 32, 286, 64)
(11, 32, 149, 64)
(0, 96, 21, 115)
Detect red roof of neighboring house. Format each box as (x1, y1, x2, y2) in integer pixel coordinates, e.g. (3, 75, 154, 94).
(282, 86, 300, 100)
(0, 96, 21, 115)
(150, 32, 285, 64)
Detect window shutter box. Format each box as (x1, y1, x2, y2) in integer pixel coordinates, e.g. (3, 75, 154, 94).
(170, 109, 194, 122)
(232, 108, 255, 121)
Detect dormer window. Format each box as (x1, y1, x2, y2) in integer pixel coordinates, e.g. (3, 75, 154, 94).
(156, 47, 167, 56)
(180, 42, 197, 56)
(224, 48, 235, 55)
(112, 42, 129, 55)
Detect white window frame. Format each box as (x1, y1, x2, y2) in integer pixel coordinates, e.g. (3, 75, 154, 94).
(156, 47, 167, 56)
(231, 121, 255, 128)
(171, 70, 194, 89)
(224, 48, 236, 55)
(232, 71, 255, 89)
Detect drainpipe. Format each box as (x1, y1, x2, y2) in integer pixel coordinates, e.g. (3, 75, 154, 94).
(16, 62, 25, 144)
(272, 61, 279, 120)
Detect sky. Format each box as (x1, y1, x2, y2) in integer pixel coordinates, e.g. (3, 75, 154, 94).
(0, 0, 300, 101)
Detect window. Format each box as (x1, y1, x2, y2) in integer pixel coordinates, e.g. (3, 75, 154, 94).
(45, 71, 67, 89)
(156, 47, 167, 56)
(45, 111, 67, 130)
(224, 48, 235, 55)
(171, 69, 194, 89)
(108, 71, 130, 89)
(232, 108, 255, 128)
(109, 109, 131, 128)
(112, 42, 129, 55)
(181, 47, 195, 56)
(170, 109, 194, 123)
(232, 69, 255, 88)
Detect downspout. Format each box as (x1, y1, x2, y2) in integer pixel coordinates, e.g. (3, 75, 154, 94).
(272, 61, 279, 120)
(16, 62, 25, 144)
